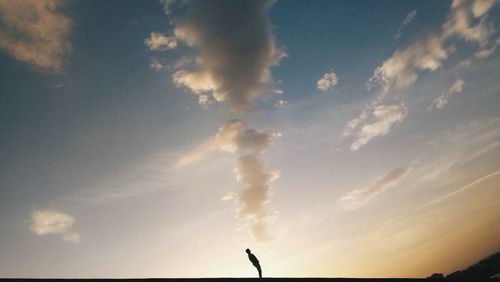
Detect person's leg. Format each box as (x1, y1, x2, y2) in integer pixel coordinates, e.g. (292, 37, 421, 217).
(256, 264, 262, 278)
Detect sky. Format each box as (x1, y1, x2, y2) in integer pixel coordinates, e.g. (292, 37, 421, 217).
(0, 0, 500, 278)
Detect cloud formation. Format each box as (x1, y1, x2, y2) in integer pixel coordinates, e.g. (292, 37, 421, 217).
(176, 119, 278, 167)
(317, 71, 339, 92)
(369, 0, 496, 95)
(0, 0, 72, 72)
(345, 0, 497, 151)
(429, 79, 465, 110)
(338, 167, 409, 210)
(30, 209, 80, 243)
(274, 99, 289, 108)
(177, 119, 279, 241)
(395, 10, 417, 40)
(235, 153, 278, 241)
(166, 0, 286, 112)
(144, 32, 177, 51)
(343, 104, 408, 151)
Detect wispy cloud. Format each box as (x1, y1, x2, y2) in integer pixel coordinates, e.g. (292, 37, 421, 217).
(165, 0, 286, 112)
(338, 167, 409, 210)
(176, 119, 278, 168)
(0, 0, 72, 72)
(30, 209, 80, 243)
(395, 10, 417, 40)
(317, 71, 339, 92)
(415, 169, 500, 211)
(429, 78, 465, 110)
(59, 151, 180, 207)
(344, 0, 497, 151)
(343, 103, 407, 151)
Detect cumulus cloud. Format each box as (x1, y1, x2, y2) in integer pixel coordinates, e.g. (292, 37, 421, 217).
(176, 119, 278, 167)
(317, 71, 339, 92)
(395, 10, 417, 39)
(338, 167, 409, 210)
(30, 209, 80, 243)
(177, 119, 279, 242)
(144, 32, 177, 50)
(235, 153, 278, 241)
(166, 0, 286, 112)
(429, 79, 465, 110)
(344, 104, 408, 151)
(0, 0, 72, 72)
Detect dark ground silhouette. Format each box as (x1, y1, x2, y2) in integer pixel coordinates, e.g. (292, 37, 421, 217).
(445, 251, 500, 279)
(1, 251, 498, 281)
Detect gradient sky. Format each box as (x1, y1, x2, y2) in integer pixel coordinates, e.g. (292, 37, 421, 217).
(1, 0, 500, 278)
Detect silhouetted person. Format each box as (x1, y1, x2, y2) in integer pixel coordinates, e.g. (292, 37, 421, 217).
(246, 248, 262, 278)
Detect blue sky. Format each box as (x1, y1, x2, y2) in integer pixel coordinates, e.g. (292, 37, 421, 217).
(0, 0, 500, 278)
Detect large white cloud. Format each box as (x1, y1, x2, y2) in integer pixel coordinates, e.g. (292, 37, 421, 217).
(0, 0, 72, 72)
(30, 209, 80, 243)
(165, 0, 286, 112)
(338, 167, 409, 210)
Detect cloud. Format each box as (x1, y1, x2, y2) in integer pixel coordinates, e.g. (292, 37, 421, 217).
(235, 153, 278, 241)
(395, 10, 417, 39)
(149, 57, 166, 71)
(368, 35, 448, 93)
(338, 167, 409, 210)
(317, 71, 339, 92)
(30, 209, 80, 243)
(472, 0, 497, 17)
(176, 119, 278, 167)
(429, 79, 465, 110)
(369, 0, 496, 94)
(345, 0, 497, 150)
(166, 0, 286, 112)
(443, 0, 495, 46)
(0, 0, 72, 72)
(274, 99, 289, 108)
(475, 38, 500, 58)
(415, 169, 500, 211)
(144, 32, 177, 50)
(176, 119, 279, 241)
(198, 94, 215, 108)
(344, 104, 408, 151)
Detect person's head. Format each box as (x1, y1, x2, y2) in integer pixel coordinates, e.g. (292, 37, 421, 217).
(246, 248, 251, 254)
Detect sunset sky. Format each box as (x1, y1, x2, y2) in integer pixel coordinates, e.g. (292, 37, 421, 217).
(1, 0, 500, 278)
